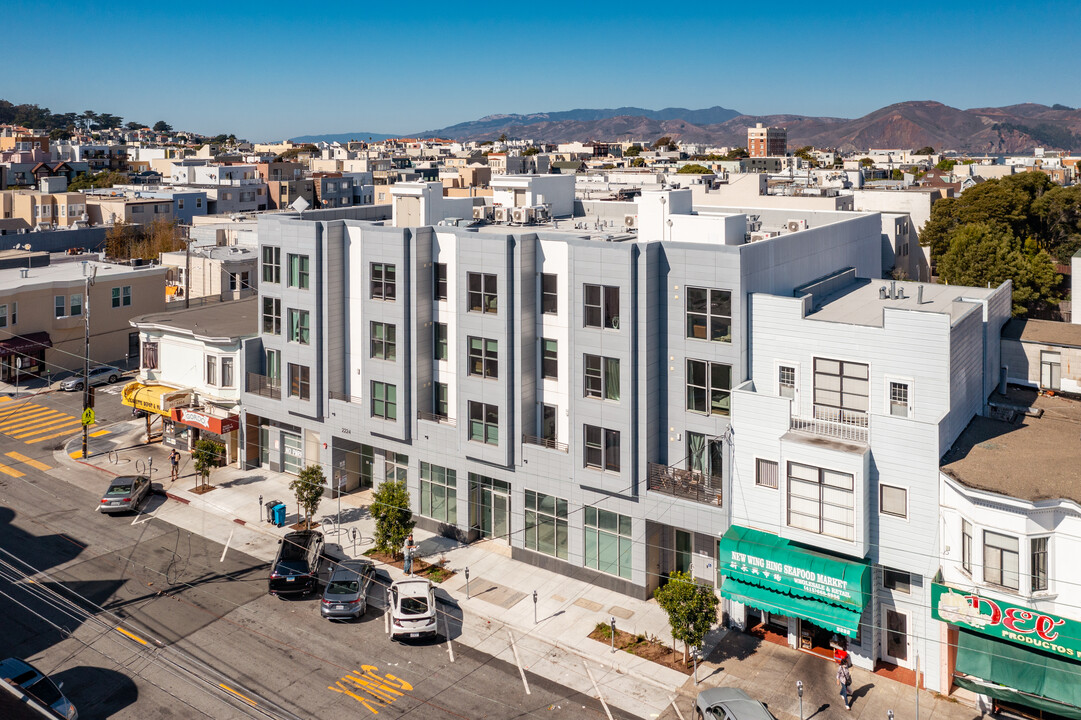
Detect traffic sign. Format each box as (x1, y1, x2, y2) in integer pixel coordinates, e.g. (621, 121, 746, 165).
(81, 408, 95, 426)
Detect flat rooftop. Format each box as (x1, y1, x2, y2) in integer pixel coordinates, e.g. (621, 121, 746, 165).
(941, 387, 1081, 505)
(0, 260, 166, 291)
(809, 279, 999, 328)
(130, 296, 257, 340)
(1002, 317, 1081, 348)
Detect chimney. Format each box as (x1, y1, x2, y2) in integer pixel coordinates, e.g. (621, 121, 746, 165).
(917, 285, 924, 304)
(890, 281, 897, 299)
(879, 286, 888, 300)
(81, 260, 88, 276)
(19, 268, 29, 278)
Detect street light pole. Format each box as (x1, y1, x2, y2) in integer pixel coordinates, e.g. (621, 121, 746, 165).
(81, 266, 97, 459)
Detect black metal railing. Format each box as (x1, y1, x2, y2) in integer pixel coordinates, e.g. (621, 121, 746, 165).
(329, 390, 364, 404)
(417, 410, 456, 427)
(522, 434, 569, 453)
(246, 372, 280, 399)
(646, 462, 722, 506)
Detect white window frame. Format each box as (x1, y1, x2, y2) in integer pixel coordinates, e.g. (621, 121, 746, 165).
(776, 360, 799, 402)
(884, 374, 914, 418)
(879, 484, 908, 520)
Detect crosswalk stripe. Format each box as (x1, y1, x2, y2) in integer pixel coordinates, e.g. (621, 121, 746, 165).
(14, 419, 83, 439)
(0, 396, 11, 403)
(26, 427, 83, 444)
(0, 407, 54, 425)
(0, 462, 24, 478)
(89, 430, 110, 438)
(5, 452, 51, 472)
(0, 410, 66, 432)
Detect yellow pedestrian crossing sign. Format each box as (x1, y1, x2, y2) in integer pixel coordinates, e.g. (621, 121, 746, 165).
(81, 408, 95, 426)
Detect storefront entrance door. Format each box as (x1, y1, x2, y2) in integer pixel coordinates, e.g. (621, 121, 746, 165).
(469, 474, 510, 542)
(282, 432, 302, 475)
(883, 608, 909, 665)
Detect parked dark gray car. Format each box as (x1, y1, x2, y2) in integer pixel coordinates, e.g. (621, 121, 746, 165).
(98, 475, 151, 513)
(320, 559, 375, 620)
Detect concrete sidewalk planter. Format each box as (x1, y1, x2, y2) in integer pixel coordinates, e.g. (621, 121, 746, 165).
(588, 622, 692, 675)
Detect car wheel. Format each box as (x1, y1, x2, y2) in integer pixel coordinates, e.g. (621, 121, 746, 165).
(108, 374, 119, 384)
(696, 710, 704, 720)
(74, 382, 84, 391)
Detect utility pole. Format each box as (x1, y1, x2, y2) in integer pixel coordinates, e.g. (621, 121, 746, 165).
(184, 236, 192, 309)
(82, 265, 97, 459)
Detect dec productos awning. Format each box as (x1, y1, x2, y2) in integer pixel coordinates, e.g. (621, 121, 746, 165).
(121, 382, 191, 417)
(718, 525, 871, 638)
(955, 629, 1081, 719)
(170, 407, 240, 435)
(0, 332, 51, 358)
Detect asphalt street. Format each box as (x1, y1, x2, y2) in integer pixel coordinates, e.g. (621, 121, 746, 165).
(0, 386, 639, 720)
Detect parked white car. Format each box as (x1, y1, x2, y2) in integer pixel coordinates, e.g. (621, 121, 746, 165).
(388, 578, 437, 640)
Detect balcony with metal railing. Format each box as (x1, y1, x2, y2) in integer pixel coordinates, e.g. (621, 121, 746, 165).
(245, 372, 280, 400)
(790, 406, 869, 444)
(646, 462, 722, 506)
(522, 434, 569, 453)
(418, 410, 456, 427)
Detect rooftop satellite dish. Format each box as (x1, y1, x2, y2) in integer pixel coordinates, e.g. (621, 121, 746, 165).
(290, 196, 310, 214)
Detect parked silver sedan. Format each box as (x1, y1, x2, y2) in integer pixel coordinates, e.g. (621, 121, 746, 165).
(98, 475, 151, 513)
(321, 559, 375, 620)
(695, 687, 776, 720)
(60, 365, 122, 391)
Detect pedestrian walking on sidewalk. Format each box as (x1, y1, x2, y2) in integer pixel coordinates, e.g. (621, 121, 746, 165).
(402, 534, 416, 575)
(837, 659, 853, 710)
(170, 449, 180, 482)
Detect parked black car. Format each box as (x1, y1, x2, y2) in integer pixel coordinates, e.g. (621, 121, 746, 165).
(268, 531, 324, 597)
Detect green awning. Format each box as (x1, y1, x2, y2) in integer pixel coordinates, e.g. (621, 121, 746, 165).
(956, 630, 1081, 713)
(717, 525, 870, 611)
(721, 576, 863, 638)
(953, 677, 1081, 720)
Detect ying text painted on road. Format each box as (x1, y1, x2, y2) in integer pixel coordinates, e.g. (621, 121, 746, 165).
(327, 665, 413, 714)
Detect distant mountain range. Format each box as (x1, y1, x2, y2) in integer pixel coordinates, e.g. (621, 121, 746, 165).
(406, 101, 1081, 153)
(289, 131, 398, 144)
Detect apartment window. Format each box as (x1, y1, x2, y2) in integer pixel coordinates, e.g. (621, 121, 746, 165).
(0, 305, 7, 328)
(385, 452, 408, 482)
(262, 246, 281, 283)
(686, 287, 732, 342)
(288, 363, 310, 400)
(434, 382, 449, 418)
(787, 462, 854, 541)
(467, 272, 497, 313)
(541, 404, 557, 442)
(69, 293, 83, 316)
(371, 381, 397, 421)
(984, 531, 1019, 590)
(142, 341, 159, 370)
(371, 263, 396, 300)
(883, 568, 911, 594)
(468, 337, 498, 379)
(54, 295, 66, 318)
(468, 401, 499, 445)
(196, 197, 203, 208)
(206, 356, 217, 385)
(541, 339, 558, 380)
(262, 297, 281, 335)
(584, 425, 620, 472)
(584, 354, 620, 400)
(370, 321, 396, 361)
(288, 254, 310, 289)
(687, 431, 723, 480)
(814, 358, 868, 422)
(434, 263, 448, 300)
(221, 357, 234, 388)
(778, 365, 796, 399)
(178, 199, 184, 209)
(686, 359, 731, 416)
(755, 458, 779, 488)
(111, 286, 131, 308)
(962, 520, 973, 574)
(265, 349, 280, 382)
(287, 309, 310, 344)
(524, 490, 568, 560)
(879, 485, 907, 518)
(434, 323, 448, 361)
(541, 273, 558, 314)
(889, 381, 911, 417)
(584, 284, 619, 329)
(584, 507, 632, 579)
(1031, 537, 1049, 592)
(420, 462, 457, 524)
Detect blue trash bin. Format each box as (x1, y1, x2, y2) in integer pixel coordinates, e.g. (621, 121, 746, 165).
(271, 503, 286, 528)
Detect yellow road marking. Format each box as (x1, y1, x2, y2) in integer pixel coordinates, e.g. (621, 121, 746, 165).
(7, 415, 75, 435)
(0, 396, 11, 403)
(0, 408, 57, 429)
(14, 419, 82, 439)
(0, 402, 49, 418)
(26, 427, 84, 444)
(70, 451, 85, 459)
(90, 430, 110, 438)
(5, 452, 51, 472)
(115, 627, 147, 645)
(218, 683, 257, 707)
(0, 462, 25, 478)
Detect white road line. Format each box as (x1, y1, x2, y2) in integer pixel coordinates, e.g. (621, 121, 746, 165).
(669, 694, 687, 720)
(442, 612, 455, 663)
(508, 630, 530, 695)
(220, 528, 234, 562)
(585, 663, 613, 720)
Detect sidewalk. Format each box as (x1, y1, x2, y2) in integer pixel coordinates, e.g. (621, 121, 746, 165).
(52, 418, 985, 720)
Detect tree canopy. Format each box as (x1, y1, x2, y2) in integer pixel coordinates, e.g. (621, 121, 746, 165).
(653, 571, 719, 664)
(153, 120, 172, 133)
(652, 136, 677, 151)
(289, 465, 325, 529)
(67, 170, 129, 191)
(677, 164, 712, 174)
(371, 479, 414, 558)
(915, 146, 935, 155)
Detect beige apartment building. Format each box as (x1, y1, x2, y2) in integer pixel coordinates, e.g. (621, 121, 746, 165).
(0, 189, 88, 229)
(85, 194, 174, 225)
(159, 246, 258, 302)
(0, 259, 168, 381)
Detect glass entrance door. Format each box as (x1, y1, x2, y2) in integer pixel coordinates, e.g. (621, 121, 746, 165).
(883, 608, 909, 665)
(469, 473, 510, 541)
(282, 432, 302, 475)
(259, 427, 270, 466)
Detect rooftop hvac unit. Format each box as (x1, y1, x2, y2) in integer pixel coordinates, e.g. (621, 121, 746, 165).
(511, 207, 533, 224)
(786, 219, 808, 232)
(473, 205, 494, 221)
(494, 206, 511, 223)
(624, 214, 637, 229)
(748, 231, 779, 243)
(532, 205, 550, 223)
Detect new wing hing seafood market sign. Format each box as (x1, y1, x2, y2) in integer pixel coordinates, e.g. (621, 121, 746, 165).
(932, 583, 1081, 661)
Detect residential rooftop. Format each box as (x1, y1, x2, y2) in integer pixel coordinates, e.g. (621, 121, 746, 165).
(129, 296, 257, 341)
(941, 387, 1081, 506)
(1003, 317, 1081, 348)
(0, 259, 166, 291)
(807, 278, 1001, 328)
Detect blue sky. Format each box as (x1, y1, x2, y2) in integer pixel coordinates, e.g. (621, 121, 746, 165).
(6, 0, 1079, 140)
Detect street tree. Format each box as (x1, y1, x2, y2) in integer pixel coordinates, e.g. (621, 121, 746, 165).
(653, 570, 719, 664)
(371, 479, 414, 558)
(859, 157, 874, 167)
(677, 164, 712, 174)
(915, 146, 935, 155)
(653, 136, 677, 151)
(153, 120, 172, 133)
(191, 439, 223, 491)
(289, 464, 325, 530)
(105, 219, 139, 260)
(623, 145, 641, 157)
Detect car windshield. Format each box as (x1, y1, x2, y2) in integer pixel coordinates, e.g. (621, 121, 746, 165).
(327, 580, 359, 594)
(108, 484, 133, 495)
(400, 596, 429, 615)
(274, 560, 308, 575)
(25, 676, 62, 706)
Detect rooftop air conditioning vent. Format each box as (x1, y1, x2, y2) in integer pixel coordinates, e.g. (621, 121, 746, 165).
(624, 214, 637, 229)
